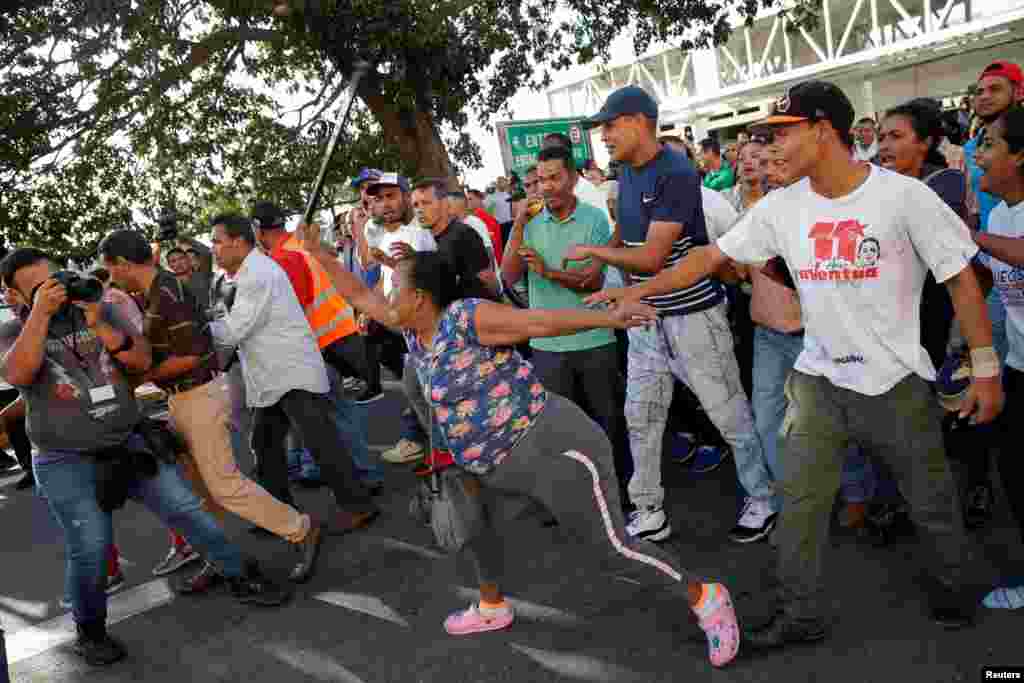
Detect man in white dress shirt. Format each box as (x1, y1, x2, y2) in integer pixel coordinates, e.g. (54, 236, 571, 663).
(208, 214, 380, 535)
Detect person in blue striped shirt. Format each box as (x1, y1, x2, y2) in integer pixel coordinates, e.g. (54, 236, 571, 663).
(565, 86, 772, 544)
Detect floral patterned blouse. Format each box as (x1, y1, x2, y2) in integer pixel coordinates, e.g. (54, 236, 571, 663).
(404, 298, 548, 475)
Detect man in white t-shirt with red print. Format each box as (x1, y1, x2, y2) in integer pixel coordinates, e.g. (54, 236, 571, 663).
(590, 80, 1004, 650)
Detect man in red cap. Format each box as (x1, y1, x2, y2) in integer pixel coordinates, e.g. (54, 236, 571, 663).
(967, 60, 1024, 233)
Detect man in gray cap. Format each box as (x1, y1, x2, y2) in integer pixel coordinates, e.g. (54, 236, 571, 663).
(564, 86, 773, 549)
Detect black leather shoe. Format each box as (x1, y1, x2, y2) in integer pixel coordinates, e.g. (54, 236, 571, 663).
(744, 614, 827, 650)
(930, 604, 975, 629)
(73, 624, 127, 666)
(289, 522, 323, 584)
(964, 483, 995, 530)
(14, 472, 35, 490)
(230, 562, 294, 606)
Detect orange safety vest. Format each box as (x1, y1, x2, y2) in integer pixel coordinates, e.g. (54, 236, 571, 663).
(282, 235, 358, 349)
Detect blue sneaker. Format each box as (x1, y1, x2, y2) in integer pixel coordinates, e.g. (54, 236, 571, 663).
(690, 445, 731, 474)
(668, 432, 697, 466)
(286, 447, 305, 482)
(299, 448, 321, 482)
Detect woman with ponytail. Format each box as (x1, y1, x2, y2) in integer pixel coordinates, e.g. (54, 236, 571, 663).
(298, 224, 743, 669)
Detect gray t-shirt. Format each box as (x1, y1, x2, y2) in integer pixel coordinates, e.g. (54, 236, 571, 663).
(0, 301, 141, 461)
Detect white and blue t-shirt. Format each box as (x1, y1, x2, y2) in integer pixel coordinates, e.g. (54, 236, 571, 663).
(977, 199, 1024, 372)
(617, 146, 723, 315)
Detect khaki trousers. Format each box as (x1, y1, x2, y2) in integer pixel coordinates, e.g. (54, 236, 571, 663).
(169, 381, 309, 543)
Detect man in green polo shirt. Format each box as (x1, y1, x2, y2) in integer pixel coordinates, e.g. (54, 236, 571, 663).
(501, 145, 630, 495)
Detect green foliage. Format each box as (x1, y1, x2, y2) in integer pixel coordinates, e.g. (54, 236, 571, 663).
(1, 0, 814, 261)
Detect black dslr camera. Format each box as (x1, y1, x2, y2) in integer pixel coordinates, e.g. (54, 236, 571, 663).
(51, 270, 104, 304)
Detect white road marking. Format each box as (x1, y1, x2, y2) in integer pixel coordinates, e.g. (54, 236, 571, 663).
(5, 579, 174, 664)
(313, 592, 409, 628)
(364, 535, 444, 560)
(0, 596, 50, 620)
(263, 643, 368, 682)
(508, 643, 640, 682)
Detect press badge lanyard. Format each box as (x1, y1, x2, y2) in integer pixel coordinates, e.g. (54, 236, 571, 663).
(53, 314, 117, 405)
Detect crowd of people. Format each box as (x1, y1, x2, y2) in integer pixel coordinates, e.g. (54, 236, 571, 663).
(3, 57, 1024, 671)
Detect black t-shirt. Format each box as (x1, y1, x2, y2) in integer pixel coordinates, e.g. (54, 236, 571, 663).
(919, 164, 965, 371)
(434, 220, 496, 301)
(187, 271, 212, 315)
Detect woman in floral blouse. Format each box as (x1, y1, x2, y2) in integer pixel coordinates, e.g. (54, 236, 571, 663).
(301, 225, 742, 669)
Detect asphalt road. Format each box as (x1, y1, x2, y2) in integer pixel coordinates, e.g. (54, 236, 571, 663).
(2, 385, 1022, 683)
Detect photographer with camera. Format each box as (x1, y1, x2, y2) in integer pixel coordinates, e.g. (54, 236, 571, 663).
(0, 248, 292, 667)
(97, 230, 324, 586)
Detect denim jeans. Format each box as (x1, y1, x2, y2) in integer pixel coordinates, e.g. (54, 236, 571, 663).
(751, 326, 803, 511)
(400, 407, 427, 445)
(325, 365, 382, 485)
(282, 365, 383, 485)
(625, 303, 768, 510)
(34, 437, 244, 627)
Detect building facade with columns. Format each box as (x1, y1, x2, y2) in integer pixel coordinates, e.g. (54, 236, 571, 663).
(547, 0, 1024, 159)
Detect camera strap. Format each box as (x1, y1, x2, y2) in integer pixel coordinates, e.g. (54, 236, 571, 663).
(56, 309, 86, 366)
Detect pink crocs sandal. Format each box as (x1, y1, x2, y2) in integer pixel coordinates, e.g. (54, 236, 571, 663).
(444, 602, 515, 636)
(697, 584, 741, 667)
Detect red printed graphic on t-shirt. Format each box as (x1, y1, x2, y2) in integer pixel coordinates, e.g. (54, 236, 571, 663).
(799, 219, 880, 282)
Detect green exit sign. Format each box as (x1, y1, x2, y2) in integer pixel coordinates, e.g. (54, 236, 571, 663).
(498, 118, 593, 177)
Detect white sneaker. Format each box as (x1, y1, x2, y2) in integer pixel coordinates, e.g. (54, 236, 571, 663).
(626, 506, 672, 542)
(381, 439, 425, 464)
(728, 497, 778, 544)
(152, 545, 201, 577)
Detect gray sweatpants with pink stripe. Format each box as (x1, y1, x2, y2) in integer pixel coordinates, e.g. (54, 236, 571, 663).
(465, 393, 698, 589)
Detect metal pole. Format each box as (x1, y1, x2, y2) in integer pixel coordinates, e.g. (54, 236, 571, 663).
(301, 61, 371, 226)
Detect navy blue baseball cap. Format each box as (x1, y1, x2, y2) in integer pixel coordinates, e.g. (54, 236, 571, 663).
(584, 86, 659, 129)
(350, 167, 383, 189)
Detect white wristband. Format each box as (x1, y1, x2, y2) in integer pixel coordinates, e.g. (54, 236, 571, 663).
(969, 346, 1001, 379)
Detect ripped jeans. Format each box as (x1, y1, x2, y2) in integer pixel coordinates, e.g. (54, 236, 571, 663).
(625, 303, 769, 511)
